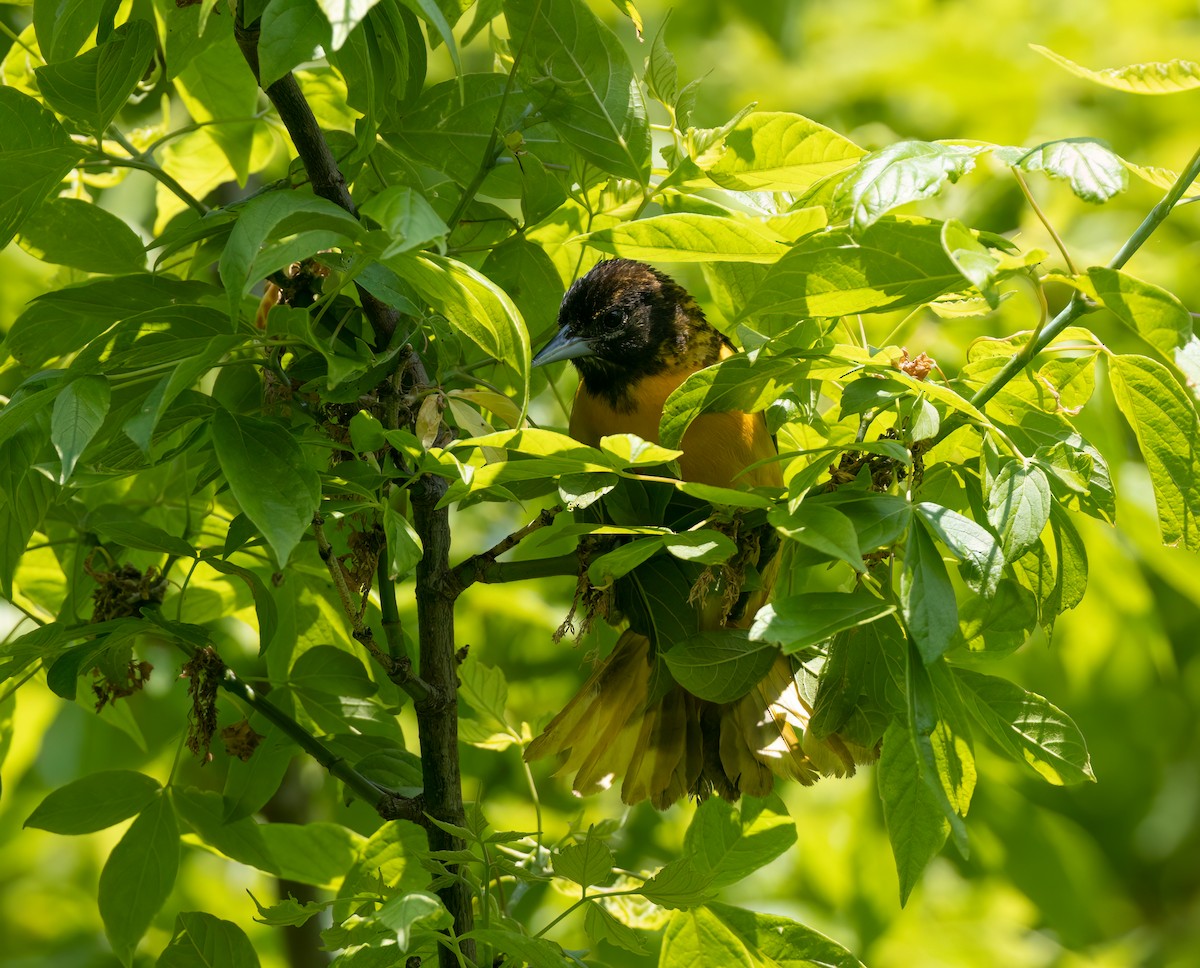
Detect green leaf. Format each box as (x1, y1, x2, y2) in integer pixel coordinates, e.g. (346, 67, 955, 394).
(457, 659, 510, 729)
(771, 502, 866, 572)
(505, 0, 650, 181)
(25, 770, 161, 835)
(373, 891, 452, 952)
(210, 410, 321, 566)
(397, 0, 461, 77)
(834, 141, 982, 232)
(259, 0, 332, 87)
(750, 591, 897, 654)
(1031, 44, 1200, 94)
(90, 515, 196, 557)
(1108, 353, 1200, 550)
(383, 73, 553, 187)
(588, 536, 665, 587)
(955, 668, 1095, 786)
(51, 374, 110, 484)
(941, 218, 1004, 307)
(290, 645, 377, 698)
(915, 503, 1003, 597)
(98, 793, 180, 965)
(18, 197, 145, 273)
(258, 821, 363, 888)
(660, 353, 803, 449)
(203, 558, 279, 652)
(662, 630, 779, 703)
(157, 912, 260, 968)
(738, 218, 971, 319)
(35, 21, 157, 133)
(684, 795, 796, 890)
(598, 432, 683, 467)
(807, 492, 912, 552)
(554, 827, 616, 888)
(33, 0, 108, 63)
(986, 460, 1051, 562)
(0, 86, 86, 254)
(639, 858, 718, 909)
(123, 334, 243, 453)
(877, 719, 949, 905)
(5, 274, 219, 369)
(392, 253, 530, 409)
(464, 929, 572, 968)
(382, 503, 422, 581)
(584, 901, 649, 954)
(581, 213, 788, 263)
(219, 191, 363, 320)
(955, 578, 1039, 655)
(1087, 266, 1192, 355)
(360, 185, 448, 257)
(248, 892, 330, 927)
(704, 110, 865, 192)
(900, 515, 958, 664)
(660, 903, 865, 968)
(644, 14, 677, 106)
(1011, 138, 1127, 203)
(663, 529, 738, 564)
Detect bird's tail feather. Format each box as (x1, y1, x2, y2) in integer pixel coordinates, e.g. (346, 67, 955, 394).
(525, 632, 863, 807)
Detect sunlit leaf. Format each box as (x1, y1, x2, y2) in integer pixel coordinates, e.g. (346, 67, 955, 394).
(1009, 138, 1127, 202)
(955, 668, 1095, 785)
(704, 111, 865, 192)
(1032, 44, 1200, 94)
(835, 141, 983, 232)
(35, 21, 157, 133)
(581, 213, 788, 263)
(1108, 353, 1200, 549)
(1087, 266, 1192, 355)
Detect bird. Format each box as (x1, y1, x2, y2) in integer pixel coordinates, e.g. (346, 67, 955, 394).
(524, 258, 861, 809)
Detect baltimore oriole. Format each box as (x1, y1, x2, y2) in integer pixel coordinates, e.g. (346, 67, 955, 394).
(526, 259, 860, 808)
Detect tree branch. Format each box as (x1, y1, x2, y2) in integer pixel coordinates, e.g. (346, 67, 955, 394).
(410, 472, 476, 961)
(450, 507, 563, 593)
(953, 144, 1200, 420)
(212, 652, 425, 823)
(233, 18, 476, 962)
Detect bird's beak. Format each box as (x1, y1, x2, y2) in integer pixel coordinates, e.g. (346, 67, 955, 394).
(531, 325, 596, 368)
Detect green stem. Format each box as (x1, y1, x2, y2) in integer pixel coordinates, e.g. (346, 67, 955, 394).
(214, 661, 426, 822)
(81, 157, 208, 215)
(967, 143, 1200, 414)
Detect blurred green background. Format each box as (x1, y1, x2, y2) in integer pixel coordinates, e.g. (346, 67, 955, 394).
(2, 1, 1200, 966)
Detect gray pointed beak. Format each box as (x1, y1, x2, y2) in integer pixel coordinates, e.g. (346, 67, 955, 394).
(531, 326, 596, 368)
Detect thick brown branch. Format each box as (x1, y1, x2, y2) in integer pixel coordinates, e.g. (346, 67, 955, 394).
(410, 472, 476, 959)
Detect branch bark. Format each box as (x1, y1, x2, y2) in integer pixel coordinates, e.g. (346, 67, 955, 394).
(233, 15, 476, 964)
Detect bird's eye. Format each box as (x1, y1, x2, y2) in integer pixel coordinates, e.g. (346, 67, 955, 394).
(601, 308, 624, 327)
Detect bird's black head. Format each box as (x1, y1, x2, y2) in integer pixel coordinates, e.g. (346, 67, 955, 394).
(533, 259, 723, 410)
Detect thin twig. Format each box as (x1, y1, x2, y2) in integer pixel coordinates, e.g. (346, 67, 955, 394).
(1013, 167, 1077, 275)
(450, 507, 562, 592)
(962, 143, 1200, 416)
(312, 513, 434, 703)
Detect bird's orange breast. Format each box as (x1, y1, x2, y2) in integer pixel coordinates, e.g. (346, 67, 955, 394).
(567, 358, 782, 491)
